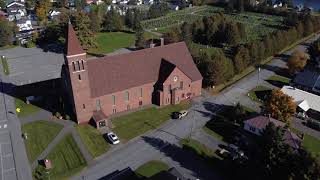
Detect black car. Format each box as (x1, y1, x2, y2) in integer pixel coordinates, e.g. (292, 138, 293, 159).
(172, 112, 181, 119)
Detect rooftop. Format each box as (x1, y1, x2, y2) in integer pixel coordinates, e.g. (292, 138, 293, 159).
(281, 86, 320, 112)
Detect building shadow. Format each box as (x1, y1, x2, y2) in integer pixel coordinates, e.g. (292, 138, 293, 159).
(265, 80, 289, 88)
(141, 136, 225, 180)
(259, 64, 291, 78)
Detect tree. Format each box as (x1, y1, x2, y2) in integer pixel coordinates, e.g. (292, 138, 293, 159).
(225, 23, 240, 45)
(135, 23, 146, 48)
(164, 28, 181, 44)
(75, 0, 86, 11)
(0, 0, 6, 9)
(89, 11, 101, 33)
(0, 18, 15, 47)
(70, 12, 96, 48)
(287, 50, 309, 74)
(265, 89, 296, 123)
(102, 7, 124, 31)
(148, 3, 169, 18)
(308, 38, 320, 64)
(233, 45, 250, 73)
(232, 103, 247, 124)
(35, 0, 51, 24)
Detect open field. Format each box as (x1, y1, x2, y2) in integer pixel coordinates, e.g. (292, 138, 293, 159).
(76, 125, 110, 158)
(22, 120, 63, 163)
(142, 5, 284, 43)
(135, 160, 169, 178)
(111, 101, 190, 142)
(88, 32, 135, 55)
(33, 134, 87, 180)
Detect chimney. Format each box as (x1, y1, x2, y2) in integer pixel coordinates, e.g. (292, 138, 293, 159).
(160, 37, 164, 46)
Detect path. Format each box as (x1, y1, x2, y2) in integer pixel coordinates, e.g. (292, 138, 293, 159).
(22, 110, 94, 171)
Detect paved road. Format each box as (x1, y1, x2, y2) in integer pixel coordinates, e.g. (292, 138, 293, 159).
(72, 33, 320, 180)
(0, 67, 32, 179)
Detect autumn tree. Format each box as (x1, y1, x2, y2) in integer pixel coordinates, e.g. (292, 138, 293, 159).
(35, 0, 51, 24)
(287, 50, 309, 74)
(265, 89, 296, 123)
(0, 18, 16, 47)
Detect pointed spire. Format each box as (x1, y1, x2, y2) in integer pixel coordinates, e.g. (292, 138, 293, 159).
(67, 22, 85, 56)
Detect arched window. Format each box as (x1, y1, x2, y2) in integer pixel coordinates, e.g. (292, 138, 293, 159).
(72, 62, 76, 72)
(81, 60, 85, 70)
(77, 61, 80, 71)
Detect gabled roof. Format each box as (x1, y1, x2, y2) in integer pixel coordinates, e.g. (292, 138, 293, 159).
(66, 23, 85, 56)
(87, 42, 202, 98)
(6, 1, 25, 8)
(244, 115, 285, 130)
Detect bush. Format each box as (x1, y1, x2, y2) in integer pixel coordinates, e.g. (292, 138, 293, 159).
(25, 41, 35, 48)
(65, 115, 71, 120)
(55, 112, 61, 118)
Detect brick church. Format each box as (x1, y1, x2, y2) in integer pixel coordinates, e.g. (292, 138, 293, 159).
(63, 23, 203, 128)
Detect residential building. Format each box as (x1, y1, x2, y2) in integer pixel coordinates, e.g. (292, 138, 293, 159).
(281, 86, 320, 119)
(244, 115, 302, 149)
(63, 24, 202, 128)
(6, 0, 26, 21)
(16, 17, 33, 31)
(292, 68, 320, 95)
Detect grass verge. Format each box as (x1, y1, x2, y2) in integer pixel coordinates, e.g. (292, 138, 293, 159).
(111, 101, 190, 142)
(248, 85, 272, 102)
(22, 120, 63, 163)
(76, 125, 110, 158)
(15, 98, 41, 117)
(1, 56, 9, 75)
(135, 160, 169, 178)
(33, 134, 87, 180)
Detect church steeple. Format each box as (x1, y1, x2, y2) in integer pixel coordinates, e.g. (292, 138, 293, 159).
(66, 23, 85, 57)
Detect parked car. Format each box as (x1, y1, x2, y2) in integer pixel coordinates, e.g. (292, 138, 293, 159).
(307, 119, 320, 131)
(172, 110, 188, 119)
(107, 132, 120, 144)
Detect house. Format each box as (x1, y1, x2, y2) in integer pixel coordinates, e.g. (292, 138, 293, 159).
(281, 86, 320, 119)
(291, 68, 320, 95)
(6, 1, 26, 21)
(63, 23, 202, 128)
(16, 17, 33, 31)
(48, 10, 61, 19)
(244, 115, 302, 149)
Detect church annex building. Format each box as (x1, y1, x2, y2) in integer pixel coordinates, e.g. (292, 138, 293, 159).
(63, 24, 203, 128)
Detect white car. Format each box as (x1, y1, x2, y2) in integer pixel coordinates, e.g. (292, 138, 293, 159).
(179, 110, 188, 119)
(107, 132, 120, 145)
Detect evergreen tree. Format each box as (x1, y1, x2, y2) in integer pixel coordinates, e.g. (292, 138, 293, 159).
(233, 45, 250, 73)
(135, 23, 145, 48)
(70, 12, 96, 48)
(102, 7, 124, 31)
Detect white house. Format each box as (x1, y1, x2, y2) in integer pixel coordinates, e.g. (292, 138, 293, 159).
(16, 18, 33, 31)
(6, 1, 27, 21)
(48, 10, 61, 19)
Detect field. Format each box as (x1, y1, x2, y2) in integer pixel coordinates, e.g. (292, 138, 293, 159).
(15, 98, 41, 117)
(111, 101, 190, 142)
(88, 32, 136, 55)
(33, 134, 87, 180)
(22, 120, 63, 163)
(76, 125, 110, 158)
(141, 5, 284, 43)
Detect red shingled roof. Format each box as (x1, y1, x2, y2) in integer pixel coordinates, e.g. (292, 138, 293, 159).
(87, 42, 202, 98)
(67, 23, 85, 56)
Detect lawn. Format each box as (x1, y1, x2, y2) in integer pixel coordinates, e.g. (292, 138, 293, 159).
(248, 85, 272, 102)
(111, 101, 190, 142)
(291, 128, 320, 156)
(22, 120, 63, 163)
(33, 134, 87, 180)
(179, 138, 217, 159)
(76, 125, 110, 158)
(88, 32, 135, 55)
(266, 75, 291, 88)
(15, 98, 41, 117)
(1, 56, 9, 75)
(135, 160, 169, 178)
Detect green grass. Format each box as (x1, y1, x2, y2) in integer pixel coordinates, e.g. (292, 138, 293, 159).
(291, 128, 320, 156)
(267, 75, 290, 87)
(88, 32, 136, 55)
(76, 125, 110, 158)
(203, 126, 223, 141)
(111, 101, 190, 142)
(135, 160, 169, 178)
(248, 85, 272, 102)
(22, 120, 63, 163)
(15, 98, 41, 117)
(1, 56, 9, 75)
(33, 134, 87, 180)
